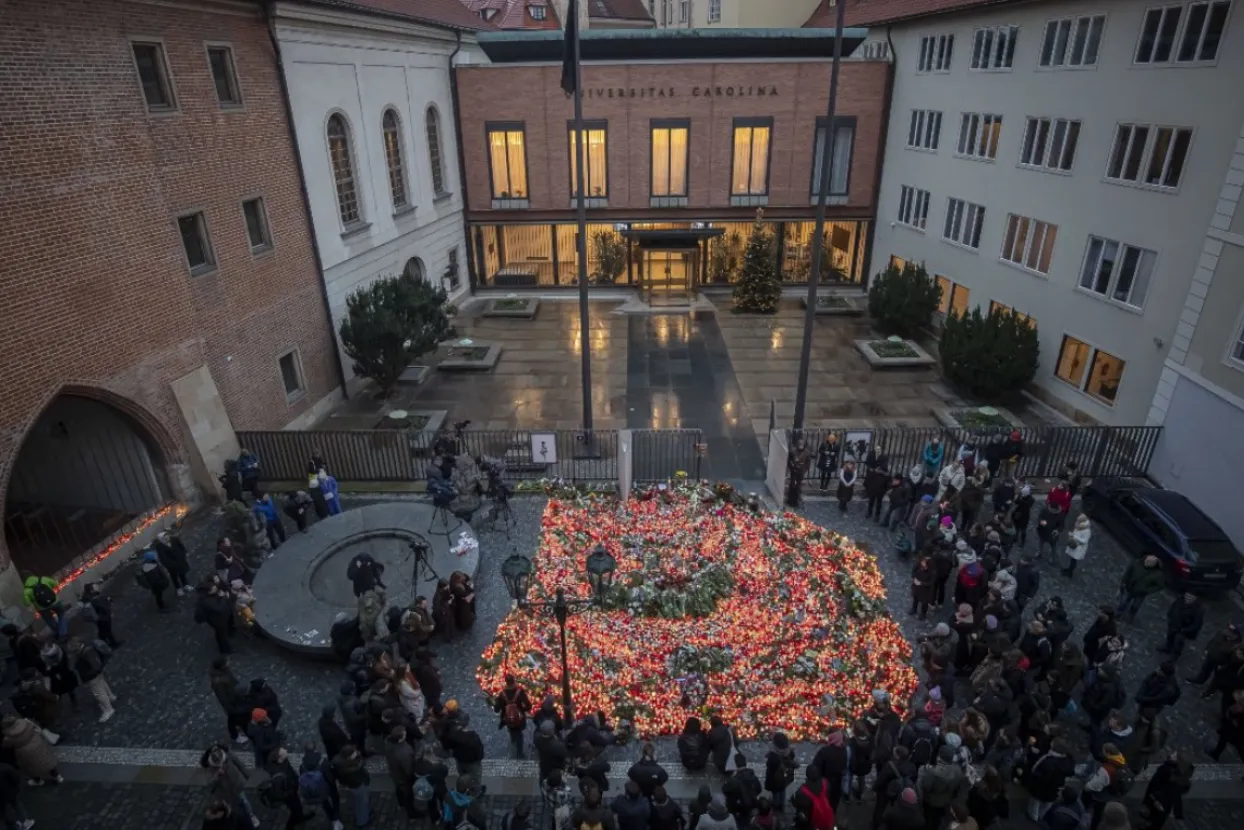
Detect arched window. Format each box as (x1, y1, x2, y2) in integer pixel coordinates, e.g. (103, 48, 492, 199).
(326, 114, 361, 225)
(425, 106, 446, 196)
(382, 108, 409, 210)
(404, 257, 426, 281)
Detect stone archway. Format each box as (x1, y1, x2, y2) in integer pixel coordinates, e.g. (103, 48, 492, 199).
(2, 389, 177, 578)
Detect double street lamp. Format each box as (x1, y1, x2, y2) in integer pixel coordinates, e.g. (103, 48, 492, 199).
(501, 544, 617, 724)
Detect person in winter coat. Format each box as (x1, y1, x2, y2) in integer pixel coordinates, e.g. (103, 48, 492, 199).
(696, 795, 736, 830)
(331, 744, 372, 828)
(786, 442, 812, 508)
(791, 766, 835, 830)
(237, 449, 260, 494)
(1061, 515, 1091, 577)
(252, 492, 286, 549)
(959, 467, 988, 529)
(707, 716, 734, 775)
(1035, 502, 1065, 562)
(937, 459, 966, 504)
(1190, 622, 1243, 685)
(863, 458, 891, 521)
(611, 780, 652, 830)
(991, 476, 1016, 517)
(1161, 593, 1205, 658)
(922, 438, 945, 477)
(931, 538, 956, 608)
(836, 462, 858, 514)
(910, 557, 935, 620)
(572, 785, 619, 830)
(246, 708, 282, 769)
(811, 730, 848, 810)
(1046, 480, 1073, 514)
(11, 669, 60, 735)
(815, 435, 840, 491)
(1116, 556, 1166, 621)
(1082, 664, 1128, 731)
(382, 726, 418, 819)
(1080, 742, 1130, 830)
(1049, 642, 1085, 714)
(195, 584, 235, 655)
(78, 582, 120, 648)
(494, 675, 532, 759)
(762, 732, 797, 811)
(880, 787, 923, 830)
(152, 530, 192, 596)
(1038, 781, 1086, 830)
(955, 554, 988, 609)
(872, 745, 916, 829)
(989, 560, 1017, 602)
(917, 746, 967, 830)
(1138, 752, 1191, 830)
(649, 785, 684, 830)
(210, 657, 250, 745)
(1206, 688, 1244, 761)
(1010, 484, 1034, 544)
(677, 717, 710, 772)
(1208, 647, 1244, 714)
(628, 743, 669, 800)
(200, 743, 257, 827)
(1125, 708, 1167, 774)
(38, 643, 77, 711)
(1083, 606, 1119, 667)
(135, 550, 172, 611)
(1, 716, 61, 786)
(686, 786, 713, 830)
(67, 637, 115, 723)
(1019, 620, 1053, 675)
(882, 476, 914, 530)
(1014, 554, 1040, 609)
(1134, 661, 1181, 715)
(282, 491, 314, 533)
(951, 605, 979, 674)
(1021, 738, 1075, 822)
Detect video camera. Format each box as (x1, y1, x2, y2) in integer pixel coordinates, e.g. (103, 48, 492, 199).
(428, 475, 458, 508)
(474, 455, 513, 501)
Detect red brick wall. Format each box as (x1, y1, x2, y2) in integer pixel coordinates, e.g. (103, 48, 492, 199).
(456, 60, 889, 215)
(0, 2, 340, 533)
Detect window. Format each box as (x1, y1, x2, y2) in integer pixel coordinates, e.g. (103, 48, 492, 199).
(708, 0, 721, 22)
(889, 255, 908, 271)
(897, 186, 931, 230)
(278, 350, 305, 401)
(404, 257, 425, 280)
(1056, 335, 1126, 404)
(1136, 2, 1231, 64)
(811, 117, 855, 197)
(679, 0, 689, 22)
(382, 109, 409, 210)
(487, 123, 529, 203)
(989, 301, 1035, 328)
(917, 34, 955, 72)
(731, 119, 772, 200)
(178, 212, 215, 275)
(1232, 319, 1244, 363)
(569, 121, 609, 200)
(943, 198, 985, 249)
(1106, 123, 1193, 189)
(907, 109, 943, 151)
(207, 45, 242, 108)
(971, 25, 1020, 70)
(426, 107, 447, 196)
(446, 248, 461, 290)
(957, 113, 1003, 160)
(242, 198, 272, 252)
(529, 4, 547, 20)
(1001, 213, 1058, 274)
(936, 275, 971, 317)
(1040, 15, 1106, 67)
(651, 120, 689, 200)
(1078, 235, 1156, 309)
(131, 42, 175, 111)
(1020, 117, 1081, 172)
(327, 114, 361, 226)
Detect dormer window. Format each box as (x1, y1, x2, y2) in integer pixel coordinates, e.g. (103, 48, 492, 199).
(529, 4, 547, 19)
(482, 8, 498, 20)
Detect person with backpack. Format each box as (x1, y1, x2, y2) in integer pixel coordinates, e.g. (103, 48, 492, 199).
(575, 742, 612, 798)
(1080, 742, 1132, 830)
(66, 636, 115, 723)
(260, 747, 309, 829)
(78, 582, 120, 648)
(627, 743, 669, 800)
(677, 717, 710, 772)
(413, 743, 449, 824)
(871, 745, 916, 830)
(331, 743, 371, 828)
(791, 766, 834, 830)
(297, 745, 343, 830)
(535, 718, 569, 783)
(611, 780, 651, 830)
(135, 550, 172, 611)
(200, 743, 258, 829)
(879, 787, 923, 830)
(917, 746, 967, 830)
(650, 785, 684, 830)
(495, 675, 533, 759)
(444, 775, 479, 830)
(762, 732, 797, 812)
(571, 784, 617, 830)
(22, 576, 66, 638)
(722, 756, 761, 824)
(445, 712, 486, 783)
(542, 768, 575, 830)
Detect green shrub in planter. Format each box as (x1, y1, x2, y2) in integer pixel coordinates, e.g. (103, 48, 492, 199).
(940, 306, 1040, 399)
(866, 261, 940, 337)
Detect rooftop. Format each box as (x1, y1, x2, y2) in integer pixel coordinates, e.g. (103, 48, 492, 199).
(802, 0, 1017, 28)
(476, 26, 871, 61)
(302, 0, 496, 30)
(462, 0, 561, 29)
(589, 0, 655, 22)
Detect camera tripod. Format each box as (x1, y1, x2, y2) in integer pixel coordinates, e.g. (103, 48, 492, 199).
(475, 488, 515, 538)
(409, 537, 441, 586)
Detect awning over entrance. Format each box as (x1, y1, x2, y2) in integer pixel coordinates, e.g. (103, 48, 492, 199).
(620, 228, 726, 250)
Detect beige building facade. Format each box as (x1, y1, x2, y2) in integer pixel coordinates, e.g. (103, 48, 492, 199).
(646, 0, 821, 28)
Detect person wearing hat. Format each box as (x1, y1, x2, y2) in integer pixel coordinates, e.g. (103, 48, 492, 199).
(917, 745, 967, 830)
(792, 765, 834, 830)
(135, 549, 172, 611)
(763, 732, 797, 811)
(21, 575, 66, 639)
(910, 495, 940, 553)
(880, 785, 924, 830)
(1040, 780, 1086, 830)
(245, 708, 281, 769)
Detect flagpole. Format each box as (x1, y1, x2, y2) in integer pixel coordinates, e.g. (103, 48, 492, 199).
(792, 0, 847, 433)
(570, 0, 594, 433)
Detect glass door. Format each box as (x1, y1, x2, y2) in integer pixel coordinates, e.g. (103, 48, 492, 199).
(643, 250, 693, 303)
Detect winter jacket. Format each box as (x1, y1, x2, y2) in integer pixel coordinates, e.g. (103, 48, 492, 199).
(922, 441, 945, 471)
(649, 797, 685, 830)
(154, 536, 190, 574)
(627, 759, 669, 799)
(1039, 801, 1086, 830)
(1120, 560, 1167, 597)
(991, 481, 1016, 514)
(990, 569, 1017, 601)
(253, 498, 280, 525)
(1047, 487, 1073, 514)
(937, 465, 965, 500)
(137, 561, 170, 593)
(1135, 671, 1181, 711)
(71, 644, 107, 683)
(331, 749, 371, 789)
(1, 718, 57, 779)
(898, 719, 938, 768)
(21, 577, 58, 611)
(1035, 506, 1064, 542)
(695, 805, 736, 830)
(384, 734, 417, 787)
(917, 760, 967, 808)
(888, 480, 914, 512)
(811, 741, 849, 782)
(1011, 494, 1035, 529)
(677, 728, 710, 771)
(1205, 630, 1244, 665)
(201, 746, 250, 805)
(816, 442, 840, 472)
(864, 468, 889, 499)
(837, 467, 858, 499)
(210, 666, 244, 712)
(1166, 599, 1205, 640)
(247, 719, 282, 763)
(880, 801, 925, 830)
(707, 723, 734, 772)
(1022, 750, 1074, 802)
(1015, 563, 1041, 602)
(1082, 673, 1127, 719)
(1063, 526, 1090, 561)
(611, 791, 652, 830)
(911, 563, 935, 604)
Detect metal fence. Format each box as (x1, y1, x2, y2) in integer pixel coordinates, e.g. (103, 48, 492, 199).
(785, 425, 1163, 480)
(631, 429, 705, 484)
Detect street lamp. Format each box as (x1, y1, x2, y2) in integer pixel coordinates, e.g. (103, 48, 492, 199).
(501, 545, 617, 724)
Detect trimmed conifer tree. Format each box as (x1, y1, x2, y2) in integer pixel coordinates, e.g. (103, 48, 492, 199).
(731, 210, 781, 313)
(940, 305, 1040, 398)
(866, 260, 940, 337)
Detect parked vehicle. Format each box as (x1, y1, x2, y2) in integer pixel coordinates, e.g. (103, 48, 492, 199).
(1082, 480, 1243, 594)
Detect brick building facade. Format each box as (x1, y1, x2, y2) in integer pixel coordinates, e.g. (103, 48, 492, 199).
(0, 0, 342, 596)
(456, 32, 889, 292)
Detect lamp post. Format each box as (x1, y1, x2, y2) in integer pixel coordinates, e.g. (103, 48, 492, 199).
(502, 544, 616, 724)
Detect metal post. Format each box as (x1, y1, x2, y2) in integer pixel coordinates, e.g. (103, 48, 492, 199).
(572, 25, 594, 433)
(793, 0, 847, 431)
(554, 588, 574, 723)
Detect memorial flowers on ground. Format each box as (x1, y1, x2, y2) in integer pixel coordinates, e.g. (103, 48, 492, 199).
(478, 484, 918, 741)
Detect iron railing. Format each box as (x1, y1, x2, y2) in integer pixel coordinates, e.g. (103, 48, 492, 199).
(631, 429, 704, 484)
(785, 425, 1163, 480)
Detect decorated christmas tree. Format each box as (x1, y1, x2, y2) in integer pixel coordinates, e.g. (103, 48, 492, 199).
(732, 210, 781, 313)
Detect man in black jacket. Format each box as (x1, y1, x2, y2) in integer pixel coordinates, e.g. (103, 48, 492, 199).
(575, 742, 611, 796)
(78, 582, 121, 648)
(67, 636, 115, 723)
(811, 730, 848, 810)
(444, 713, 486, 783)
(1134, 661, 1182, 716)
(153, 530, 192, 596)
(627, 743, 669, 799)
(1014, 555, 1040, 609)
(194, 585, 235, 656)
(494, 675, 532, 759)
(534, 719, 569, 782)
(318, 704, 350, 760)
(1160, 593, 1205, 658)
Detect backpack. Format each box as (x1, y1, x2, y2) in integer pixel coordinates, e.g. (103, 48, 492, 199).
(260, 771, 295, 807)
(411, 775, 434, 816)
(32, 582, 56, 608)
(1108, 765, 1135, 797)
(886, 762, 916, 801)
(502, 689, 526, 730)
(443, 789, 473, 825)
(578, 822, 604, 830)
(910, 736, 934, 767)
(298, 769, 329, 805)
(728, 768, 761, 814)
(455, 730, 485, 763)
(798, 781, 835, 830)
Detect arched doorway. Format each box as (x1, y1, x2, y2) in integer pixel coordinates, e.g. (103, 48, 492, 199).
(404, 256, 426, 281)
(3, 394, 169, 577)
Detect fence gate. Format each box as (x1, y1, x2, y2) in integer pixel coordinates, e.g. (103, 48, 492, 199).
(631, 429, 703, 484)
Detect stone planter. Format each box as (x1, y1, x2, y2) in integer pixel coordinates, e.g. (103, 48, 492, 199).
(438, 342, 502, 372)
(800, 294, 865, 316)
(482, 297, 540, 319)
(933, 406, 1025, 430)
(854, 338, 937, 368)
(397, 364, 430, 386)
(377, 409, 446, 434)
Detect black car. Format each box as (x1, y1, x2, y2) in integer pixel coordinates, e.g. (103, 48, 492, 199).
(1083, 480, 1243, 594)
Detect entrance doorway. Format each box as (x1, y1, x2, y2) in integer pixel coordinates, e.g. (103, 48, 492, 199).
(641, 249, 696, 304)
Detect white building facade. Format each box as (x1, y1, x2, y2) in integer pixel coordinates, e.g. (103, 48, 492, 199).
(272, 2, 485, 383)
(868, 0, 1244, 425)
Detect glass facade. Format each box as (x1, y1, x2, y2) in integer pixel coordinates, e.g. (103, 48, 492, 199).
(471, 220, 869, 288)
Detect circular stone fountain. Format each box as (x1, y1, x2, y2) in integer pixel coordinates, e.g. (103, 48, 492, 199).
(251, 502, 478, 657)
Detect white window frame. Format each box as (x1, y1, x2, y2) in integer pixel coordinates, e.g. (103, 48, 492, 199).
(943, 198, 985, 250)
(1104, 122, 1194, 191)
(1134, 1, 1233, 66)
(1000, 213, 1058, 275)
(897, 185, 931, 231)
(917, 33, 955, 72)
(970, 25, 1020, 70)
(1018, 116, 1081, 173)
(1038, 14, 1106, 68)
(1226, 305, 1244, 370)
(277, 348, 307, 404)
(907, 109, 943, 152)
(708, 0, 721, 23)
(956, 112, 1003, 161)
(1077, 235, 1157, 311)
(679, 0, 689, 23)
(530, 4, 547, 20)
(1055, 334, 1126, 407)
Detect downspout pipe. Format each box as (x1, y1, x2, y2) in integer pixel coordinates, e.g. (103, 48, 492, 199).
(263, 0, 350, 398)
(448, 30, 479, 294)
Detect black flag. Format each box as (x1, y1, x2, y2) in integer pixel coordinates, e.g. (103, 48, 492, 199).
(560, 0, 579, 94)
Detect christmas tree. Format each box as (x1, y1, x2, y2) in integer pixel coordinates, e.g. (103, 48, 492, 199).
(732, 210, 781, 313)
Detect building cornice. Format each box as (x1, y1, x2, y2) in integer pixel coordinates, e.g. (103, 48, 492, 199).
(121, 0, 260, 18)
(271, 1, 475, 45)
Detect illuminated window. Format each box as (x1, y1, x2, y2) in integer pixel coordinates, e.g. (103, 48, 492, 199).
(957, 112, 1003, 160)
(1001, 213, 1058, 274)
(1056, 335, 1126, 405)
(989, 301, 1035, 328)
(970, 25, 1019, 70)
(1079, 235, 1156, 309)
(327, 114, 361, 226)
(569, 121, 609, 199)
(936, 275, 971, 317)
(426, 107, 447, 196)
(1040, 15, 1106, 67)
(651, 120, 689, 198)
(382, 109, 409, 210)
(731, 118, 772, 199)
(487, 123, 529, 202)
(1106, 123, 1193, 189)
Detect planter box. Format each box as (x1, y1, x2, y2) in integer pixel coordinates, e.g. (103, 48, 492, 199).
(483, 298, 540, 319)
(854, 339, 937, 368)
(438, 343, 503, 372)
(933, 406, 1025, 430)
(800, 294, 865, 316)
(397, 364, 430, 386)
(377, 409, 447, 434)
